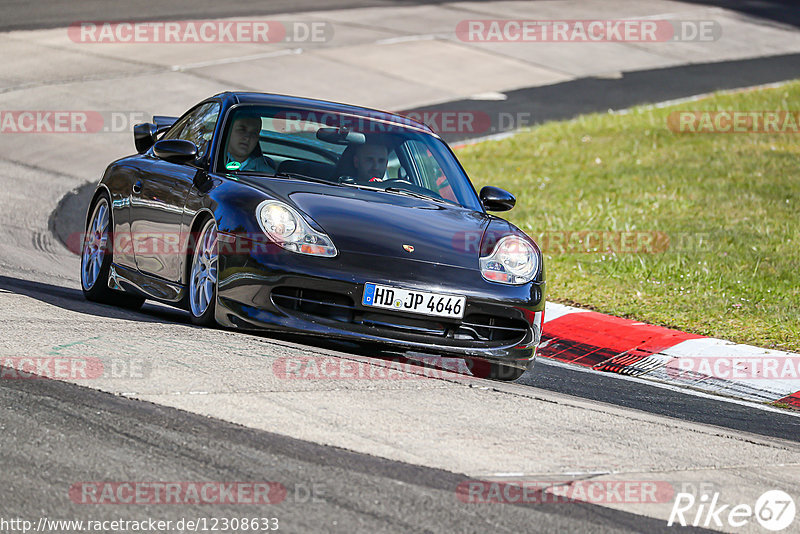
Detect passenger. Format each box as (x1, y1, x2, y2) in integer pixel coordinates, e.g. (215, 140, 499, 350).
(224, 116, 275, 173)
(352, 143, 388, 184)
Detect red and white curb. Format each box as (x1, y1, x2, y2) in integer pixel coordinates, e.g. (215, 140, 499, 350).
(540, 303, 800, 410)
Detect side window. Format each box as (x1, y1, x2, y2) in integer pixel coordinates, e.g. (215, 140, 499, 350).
(163, 102, 221, 159)
(385, 149, 402, 180)
(404, 140, 457, 201)
(163, 116, 191, 141)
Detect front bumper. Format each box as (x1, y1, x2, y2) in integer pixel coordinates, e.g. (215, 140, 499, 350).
(215, 246, 545, 369)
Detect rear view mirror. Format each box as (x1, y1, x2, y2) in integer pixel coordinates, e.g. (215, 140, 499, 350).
(153, 139, 198, 164)
(480, 186, 516, 212)
(316, 127, 365, 145)
(133, 123, 157, 153)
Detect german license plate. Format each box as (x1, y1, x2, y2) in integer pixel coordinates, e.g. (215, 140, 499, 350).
(362, 283, 465, 319)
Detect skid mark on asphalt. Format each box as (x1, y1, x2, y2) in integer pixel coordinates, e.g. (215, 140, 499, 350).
(48, 336, 101, 355)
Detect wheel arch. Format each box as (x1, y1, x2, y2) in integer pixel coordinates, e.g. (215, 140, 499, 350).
(85, 184, 113, 231)
(183, 208, 216, 287)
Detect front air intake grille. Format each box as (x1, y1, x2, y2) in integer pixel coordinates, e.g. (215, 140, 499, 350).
(271, 287, 355, 322)
(270, 286, 528, 346)
(360, 312, 448, 336)
(456, 314, 528, 342)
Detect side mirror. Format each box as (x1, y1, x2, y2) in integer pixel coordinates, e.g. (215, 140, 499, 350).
(153, 139, 198, 164)
(133, 123, 157, 153)
(480, 186, 516, 212)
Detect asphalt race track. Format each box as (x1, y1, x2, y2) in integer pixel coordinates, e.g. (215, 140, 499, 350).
(2, 362, 707, 533)
(2, 1, 800, 532)
(0, 0, 485, 32)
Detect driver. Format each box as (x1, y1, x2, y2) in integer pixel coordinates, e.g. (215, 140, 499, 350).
(224, 116, 275, 173)
(352, 143, 388, 184)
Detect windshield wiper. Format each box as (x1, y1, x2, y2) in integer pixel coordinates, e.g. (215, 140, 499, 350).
(338, 182, 381, 192)
(274, 171, 342, 186)
(233, 170, 341, 186)
(384, 187, 448, 204)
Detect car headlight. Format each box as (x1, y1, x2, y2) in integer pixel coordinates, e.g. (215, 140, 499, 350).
(480, 235, 538, 284)
(256, 200, 337, 257)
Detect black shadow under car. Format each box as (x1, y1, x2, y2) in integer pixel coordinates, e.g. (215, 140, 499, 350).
(80, 92, 545, 380)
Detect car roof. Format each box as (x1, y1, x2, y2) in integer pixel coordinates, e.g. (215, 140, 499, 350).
(211, 91, 436, 135)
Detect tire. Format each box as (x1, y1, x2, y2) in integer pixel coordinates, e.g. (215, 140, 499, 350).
(81, 194, 145, 310)
(188, 217, 218, 326)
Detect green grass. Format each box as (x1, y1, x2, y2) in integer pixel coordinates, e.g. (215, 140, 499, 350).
(458, 81, 800, 352)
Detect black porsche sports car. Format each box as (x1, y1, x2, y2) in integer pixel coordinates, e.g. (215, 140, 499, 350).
(81, 92, 545, 380)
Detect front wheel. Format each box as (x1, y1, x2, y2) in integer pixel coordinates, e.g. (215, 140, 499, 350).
(81, 194, 144, 310)
(188, 218, 218, 326)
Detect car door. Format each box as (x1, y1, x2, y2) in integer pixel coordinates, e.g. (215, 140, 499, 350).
(130, 102, 220, 282)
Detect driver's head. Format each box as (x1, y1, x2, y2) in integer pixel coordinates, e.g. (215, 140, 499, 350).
(227, 116, 262, 161)
(353, 143, 388, 183)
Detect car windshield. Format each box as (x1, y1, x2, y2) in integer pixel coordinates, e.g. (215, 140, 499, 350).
(216, 105, 482, 211)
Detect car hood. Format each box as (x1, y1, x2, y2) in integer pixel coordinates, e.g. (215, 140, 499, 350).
(294, 188, 489, 268)
(237, 178, 490, 269)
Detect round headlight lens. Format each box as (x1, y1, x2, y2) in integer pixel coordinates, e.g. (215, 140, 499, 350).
(480, 235, 538, 284)
(256, 200, 337, 257)
(496, 237, 535, 277)
(261, 203, 298, 240)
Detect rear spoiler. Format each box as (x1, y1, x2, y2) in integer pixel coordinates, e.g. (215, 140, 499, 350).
(153, 115, 178, 134)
